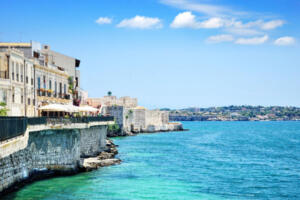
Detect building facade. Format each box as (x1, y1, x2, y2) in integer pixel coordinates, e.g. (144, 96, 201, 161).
(0, 49, 35, 116)
(87, 96, 138, 108)
(0, 41, 81, 116)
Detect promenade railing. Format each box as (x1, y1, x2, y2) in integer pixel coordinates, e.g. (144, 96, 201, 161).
(0, 117, 27, 142)
(0, 116, 114, 142)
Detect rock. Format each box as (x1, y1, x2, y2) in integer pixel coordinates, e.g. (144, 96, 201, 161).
(82, 139, 121, 171)
(83, 157, 121, 171)
(97, 152, 114, 160)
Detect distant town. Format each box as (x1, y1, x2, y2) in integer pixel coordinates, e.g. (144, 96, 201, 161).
(167, 106, 300, 121)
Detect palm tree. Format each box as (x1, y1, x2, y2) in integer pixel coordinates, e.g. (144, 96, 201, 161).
(107, 91, 112, 96)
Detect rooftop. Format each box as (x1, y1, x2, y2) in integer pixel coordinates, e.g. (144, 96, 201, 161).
(0, 43, 31, 47)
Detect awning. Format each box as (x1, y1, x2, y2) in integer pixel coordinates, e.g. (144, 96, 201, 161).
(65, 104, 80, 113)
(39, 104, 69, 112)
(78, 105, 99, 113)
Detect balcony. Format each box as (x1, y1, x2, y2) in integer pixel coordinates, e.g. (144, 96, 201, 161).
(37, 90, 72, 104)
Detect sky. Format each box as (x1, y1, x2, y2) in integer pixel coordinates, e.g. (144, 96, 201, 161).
(1, 0, 300, 109)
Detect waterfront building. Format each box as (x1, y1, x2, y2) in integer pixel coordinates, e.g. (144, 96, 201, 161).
(0, 49, 35, 116)
(0, 41, 81, 116)
(87, 96, 138, 108)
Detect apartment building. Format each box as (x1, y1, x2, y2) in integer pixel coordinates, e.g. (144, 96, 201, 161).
(0, 41, 81, 116)
(0, 49, 35, 116)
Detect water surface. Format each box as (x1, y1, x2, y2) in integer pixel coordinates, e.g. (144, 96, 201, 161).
(3, 121, 300, 200)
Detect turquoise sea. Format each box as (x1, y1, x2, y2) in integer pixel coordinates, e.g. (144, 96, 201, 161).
(3, 121, 300, 200)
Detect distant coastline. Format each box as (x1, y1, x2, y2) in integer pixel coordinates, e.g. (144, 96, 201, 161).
(167, 105, 300, 122)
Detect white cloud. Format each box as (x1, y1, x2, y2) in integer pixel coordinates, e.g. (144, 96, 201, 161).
(160, 0, 231, 16)
(226, 27, 262, 36)
(201, 17, 227, 28)
(274, 36, 296, 46)
(261, 20, 284, 30)
(170, 12, 284, 35)
(95, 17, 112, 25)
(170, 12, 228, 29)
(225, 19, 284, 35)
(117, 16, 162, 29)
(207, 34, 234, 43)
(170, 11, 197, 28)
(235, 35, 269, 45)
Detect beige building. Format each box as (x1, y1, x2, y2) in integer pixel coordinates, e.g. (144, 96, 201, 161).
(0, 49, 35, 116)
(0, 42, 81, 116)
(87, 96, 138, 108)
(96, 95, 179, 133)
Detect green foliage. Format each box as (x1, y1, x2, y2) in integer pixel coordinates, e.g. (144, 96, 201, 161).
(108, 123, 120, 132)
(0, 102, 8, 116)
(68, 76, 75, 95)
(107, 91, 112, 96)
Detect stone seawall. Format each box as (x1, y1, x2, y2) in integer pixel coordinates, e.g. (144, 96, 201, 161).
(103, 106, 184, 136)
(0, 123, 109, 195)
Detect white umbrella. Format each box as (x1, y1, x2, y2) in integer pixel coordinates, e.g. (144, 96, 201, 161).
(78, 105, 99, 113)
(65, 104, 80, 113)
(39, 104, 69, 112)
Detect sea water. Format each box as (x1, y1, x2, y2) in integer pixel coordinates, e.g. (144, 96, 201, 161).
(3, 121, 300, 200)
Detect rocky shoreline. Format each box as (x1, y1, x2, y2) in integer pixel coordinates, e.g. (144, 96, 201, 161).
(107, 125, 185, 137)
(0, 139, 121, 198)
(83, 139, 121, 170)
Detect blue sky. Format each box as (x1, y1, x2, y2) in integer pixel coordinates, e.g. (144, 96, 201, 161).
(1, 0, 300, 108)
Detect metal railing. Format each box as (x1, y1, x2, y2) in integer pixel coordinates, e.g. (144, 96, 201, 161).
(0, 117, 27, 142)
(46, 116, 114, 125)
(28, 117, 47, 126)
(1, 116, 114, 142)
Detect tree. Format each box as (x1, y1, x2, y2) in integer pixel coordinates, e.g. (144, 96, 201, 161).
(0, 102, 8, 116)
(107, 91, 112, 96)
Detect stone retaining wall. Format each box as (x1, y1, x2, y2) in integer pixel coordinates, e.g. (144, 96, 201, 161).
(0, 124, 108, 195)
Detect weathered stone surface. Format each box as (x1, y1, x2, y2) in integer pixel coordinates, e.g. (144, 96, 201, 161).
(83, 158, 121, 170)
(0, 125, 108, 195)
(103, 106, 183, 137)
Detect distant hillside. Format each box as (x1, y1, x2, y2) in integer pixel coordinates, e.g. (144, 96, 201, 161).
(167, 106, 300, 121)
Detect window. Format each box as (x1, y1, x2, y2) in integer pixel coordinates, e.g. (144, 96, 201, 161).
(20, 64, 24, 82)
(33, 99, 35, 105)
(21, 89, 23, 103)
(43, 76, 46, 89)
(49, 80, 52, 90)
(64, 84, 66, 95)
(26, 76, 28, 84)
(54, 81, 57, 97)
(16, 63, 19, 81)
(28, 98, 30, 105)
(37, 77, 41, 89)
(12, 87, 15, 103)
(31, 67, 34, 86)
(11, 61, 15, 80)
(59, 82, 62, 98)
(37, 77, 41, 96)
(75, 77, 79, 87)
